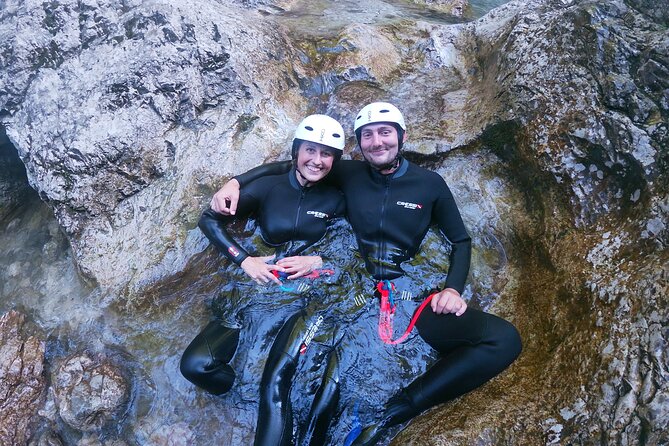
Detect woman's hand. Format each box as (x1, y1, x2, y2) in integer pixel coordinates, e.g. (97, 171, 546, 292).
(240, 255, 284, 285)
(276, 256, 323, 279)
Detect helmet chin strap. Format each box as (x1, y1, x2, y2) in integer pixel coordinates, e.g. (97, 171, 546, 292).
(295, 165, 314, 187)
(365, 152, 402, 173)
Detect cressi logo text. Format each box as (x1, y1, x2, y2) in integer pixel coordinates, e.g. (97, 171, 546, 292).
(396, 201, 422, 210)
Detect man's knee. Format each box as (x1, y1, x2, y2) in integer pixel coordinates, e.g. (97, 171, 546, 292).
(487, 315, 522, 366)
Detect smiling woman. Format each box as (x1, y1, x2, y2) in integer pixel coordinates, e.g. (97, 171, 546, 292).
(180, 114, 349, 446)
(292, 114, 344, 186)
(295, 142, 336, 185)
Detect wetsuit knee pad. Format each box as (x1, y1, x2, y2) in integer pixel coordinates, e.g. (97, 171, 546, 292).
(267, 311, 308, 361)
(199, 320, 241, 363)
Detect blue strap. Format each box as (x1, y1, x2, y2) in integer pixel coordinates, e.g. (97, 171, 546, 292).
(343, 401, 362, 446)
(384, 280, 395, 309)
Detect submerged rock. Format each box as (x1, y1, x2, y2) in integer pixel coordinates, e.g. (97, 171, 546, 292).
(414, 0, 470, 17)
(29, 430, 64, 446)
(0, 311, 46, 446)
(52, 353, 130, 432)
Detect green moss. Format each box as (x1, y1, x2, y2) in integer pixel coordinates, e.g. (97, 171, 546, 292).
(236, 114, 259, 134)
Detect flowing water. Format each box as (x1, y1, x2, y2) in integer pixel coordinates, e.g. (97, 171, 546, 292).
(0, 1, 513, 444)
(277, 0, 510, 37)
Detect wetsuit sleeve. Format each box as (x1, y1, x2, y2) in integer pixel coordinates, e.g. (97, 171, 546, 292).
(234, 161, 291, 187)
(433, 181, 472, 294)
(198, 187, 261, 266)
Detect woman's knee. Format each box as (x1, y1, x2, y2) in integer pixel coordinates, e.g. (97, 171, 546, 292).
(180, 322, 241, 394)
(180, 329, 212, 378)
(180, 346, 208, 381)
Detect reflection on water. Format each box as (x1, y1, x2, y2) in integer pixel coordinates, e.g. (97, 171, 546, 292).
(0, 192, 98, 330)
(467, 0, 512, 17)
(276, 0, 510, 37)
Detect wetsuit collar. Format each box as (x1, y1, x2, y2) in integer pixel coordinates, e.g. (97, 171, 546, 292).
(289, 167, 302, 190)
(289, 166, 321, 191)
(369, 157, 409, 181)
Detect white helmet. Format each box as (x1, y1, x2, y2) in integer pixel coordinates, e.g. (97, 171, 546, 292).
(353, 102, 406, 132)
(293, 114, 346, 153)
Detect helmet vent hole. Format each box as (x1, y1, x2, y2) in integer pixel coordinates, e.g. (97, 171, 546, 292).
(356, 116, 361, 120)
(380, 109, 390, 113)
(304, 126, 314, 131)
(332, 133, 341, 138)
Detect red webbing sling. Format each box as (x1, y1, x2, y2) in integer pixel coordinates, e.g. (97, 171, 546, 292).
(376, 280, 436, 345)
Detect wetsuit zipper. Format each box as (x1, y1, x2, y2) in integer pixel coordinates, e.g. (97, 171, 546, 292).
(292, 188, 306, 244)
(379, 176, 391, 279)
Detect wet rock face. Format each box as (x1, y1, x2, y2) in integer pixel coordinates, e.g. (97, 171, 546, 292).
(0, 126, 33, 222)
(414, 0, 667, 224)
(390, 0, 668, 444)
(52, 353, 130, 432)
(627, 0, 669, 25)
(0, 0, 305, 293)
(511, 2, 669, 226)
(0, 311, 46, 446)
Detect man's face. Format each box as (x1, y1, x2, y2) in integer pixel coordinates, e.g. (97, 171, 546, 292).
(359, 123, 401, 169)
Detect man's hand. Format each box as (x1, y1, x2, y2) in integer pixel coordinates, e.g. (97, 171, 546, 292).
(210, 179, 241, 215)
(276, 256, 323, 279)
(240, 255, 284, 285)
(431, 288, 467, 316)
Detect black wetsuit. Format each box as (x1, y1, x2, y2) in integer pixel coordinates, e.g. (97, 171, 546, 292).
(180, 168, 346, 446)
(235, 158, 522, 445)
(198, 170, 345, 267)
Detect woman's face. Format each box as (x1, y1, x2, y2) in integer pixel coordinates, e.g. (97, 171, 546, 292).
(295, 141, 336, 185)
